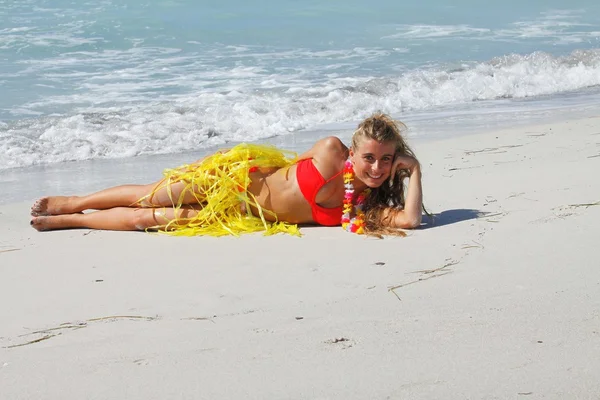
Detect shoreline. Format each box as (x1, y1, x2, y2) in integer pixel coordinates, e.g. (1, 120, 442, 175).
(3, 98, 600, 196)
(2, 115, 600, 399)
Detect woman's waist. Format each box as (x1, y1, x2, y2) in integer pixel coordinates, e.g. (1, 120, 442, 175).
(246, 168, 309, 218)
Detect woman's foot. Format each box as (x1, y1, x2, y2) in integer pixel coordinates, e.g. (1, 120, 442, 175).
(30, 213, 87, 231)
(30, 216, 62, 231)
(31, 196, 78, 216)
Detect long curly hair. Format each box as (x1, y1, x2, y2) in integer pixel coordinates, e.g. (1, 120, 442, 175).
(350, 113, 426, 235)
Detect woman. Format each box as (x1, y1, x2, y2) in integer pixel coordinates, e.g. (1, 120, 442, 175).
(30, 113, 424, 236)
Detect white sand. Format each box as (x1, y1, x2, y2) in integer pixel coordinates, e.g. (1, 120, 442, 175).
(1, 116, 600, 399)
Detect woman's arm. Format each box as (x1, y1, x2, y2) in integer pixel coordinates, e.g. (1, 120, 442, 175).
(384, 156, 423, 229)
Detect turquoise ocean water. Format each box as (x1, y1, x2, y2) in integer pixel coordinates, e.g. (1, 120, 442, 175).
(1, 0, 600, 197)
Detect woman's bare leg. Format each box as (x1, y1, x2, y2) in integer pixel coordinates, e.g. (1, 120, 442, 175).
(30, 205, 201, 232)
(31, 179, 206, 216)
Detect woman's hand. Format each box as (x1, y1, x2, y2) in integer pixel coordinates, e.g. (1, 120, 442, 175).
(388, 154, 423, 229)
(391, 155, 420, 177)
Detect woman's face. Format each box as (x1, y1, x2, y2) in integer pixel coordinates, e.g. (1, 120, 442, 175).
(350, 138, 396, 188)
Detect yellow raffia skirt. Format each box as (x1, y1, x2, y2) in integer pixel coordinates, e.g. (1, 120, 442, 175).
(141, 143, 300, 237)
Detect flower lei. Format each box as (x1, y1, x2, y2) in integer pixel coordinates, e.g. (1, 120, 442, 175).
(342, 159, 370, 234)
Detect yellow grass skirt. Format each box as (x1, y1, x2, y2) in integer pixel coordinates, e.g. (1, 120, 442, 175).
(142, 143, 300, 237)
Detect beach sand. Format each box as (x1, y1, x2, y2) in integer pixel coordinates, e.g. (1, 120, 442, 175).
(1, 116, 600, 399)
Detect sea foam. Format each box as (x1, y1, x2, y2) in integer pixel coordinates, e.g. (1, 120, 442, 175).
(2, 49, 600, 170)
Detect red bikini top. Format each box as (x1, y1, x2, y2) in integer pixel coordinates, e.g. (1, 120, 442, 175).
(295, 158, 343, 226)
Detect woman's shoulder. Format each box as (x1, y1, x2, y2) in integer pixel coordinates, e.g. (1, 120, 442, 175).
(310, 137, 348, 178)
(313, 136, 348, 159)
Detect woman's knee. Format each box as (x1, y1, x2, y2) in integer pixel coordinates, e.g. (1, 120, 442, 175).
(130, 206, 199, 231)
(134, 182, 163, 207)
(131, 208, 166, 230)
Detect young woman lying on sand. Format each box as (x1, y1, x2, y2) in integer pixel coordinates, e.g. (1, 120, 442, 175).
(30, 113, 424, 236)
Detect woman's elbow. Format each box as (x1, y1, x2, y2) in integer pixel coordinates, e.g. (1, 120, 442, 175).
(404, 218, 422, 229)
(395, 213, 422, 229)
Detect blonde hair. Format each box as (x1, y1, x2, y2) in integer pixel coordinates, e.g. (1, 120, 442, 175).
(351, 113, 426, 235)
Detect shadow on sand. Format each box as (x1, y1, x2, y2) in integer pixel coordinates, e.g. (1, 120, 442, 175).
(420, 208, 486, 229)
